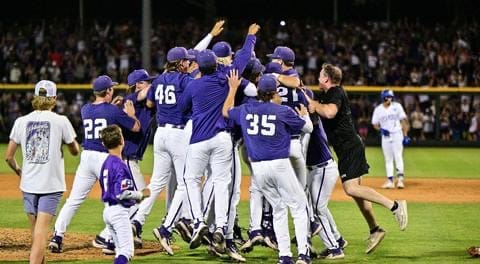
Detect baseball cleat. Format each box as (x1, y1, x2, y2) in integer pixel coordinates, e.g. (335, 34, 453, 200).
(263, 229, 278, 251)
(318, 247, 345, 260)
(365, 227, 386, 254)
(337, 236, 348, 249)
(92, 235, 108, 249)
(295, 253, 311, 264)
(102, 240, 116, 255)
(174, 218, 192, 243)
(277, 255, 295, 264)
(226, 239, 246, 262)
(393, 200, 408, 231)
(310, 220, 322, 237)
(233, 223, 246, 245)
(190, 221, 208, 249)
(212, 227, 226, 254)
(381, 180, 395, 189)
(131, 220, 143, 248)
(467, 246, 480, 258)
(240, 229, 264, 252)
(48, 235, 63, 253)
(153, 226, 174, 255)
(207, 244, 222, 257)
(397, 178, 405, 189)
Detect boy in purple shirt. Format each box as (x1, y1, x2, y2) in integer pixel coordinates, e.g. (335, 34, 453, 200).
(223, 71, 313, 264)
(99, 125, 150, 264)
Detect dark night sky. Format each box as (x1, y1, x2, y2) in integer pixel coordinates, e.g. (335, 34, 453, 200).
(2, 0, 479, 24)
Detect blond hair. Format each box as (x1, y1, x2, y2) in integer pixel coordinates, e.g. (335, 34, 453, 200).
(32, 96, 56, 110)
(322, 63, 342, 85)
(217, 56, 232, 66)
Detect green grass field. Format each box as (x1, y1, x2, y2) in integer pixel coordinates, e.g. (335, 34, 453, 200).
(1, 145, 479, 263)
(1, 144, 480, 179)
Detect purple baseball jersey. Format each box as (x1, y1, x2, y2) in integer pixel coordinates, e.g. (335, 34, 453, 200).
(278, 68, 308, 110)
(306, 116, 333, 166)
(99, 155, 136, 207)
(228, 101, 306, 161)
(178, 35, 256, 144)
(147, 72, 194, 126)
(122, 92, 154, 159)
(81, 103, 136, 152)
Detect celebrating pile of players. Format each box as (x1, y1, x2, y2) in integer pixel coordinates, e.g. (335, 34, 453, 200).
(8, 20, 409, 264)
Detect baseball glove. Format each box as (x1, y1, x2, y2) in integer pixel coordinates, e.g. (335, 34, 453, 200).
(467, 246, 480, 257)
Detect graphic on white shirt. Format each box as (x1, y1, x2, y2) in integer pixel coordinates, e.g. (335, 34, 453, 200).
(25, 121, 50, 163)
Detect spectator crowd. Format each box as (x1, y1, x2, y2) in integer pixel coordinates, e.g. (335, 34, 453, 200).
(1, 18, 480, 143)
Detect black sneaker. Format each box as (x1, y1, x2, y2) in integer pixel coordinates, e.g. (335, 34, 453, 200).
(153, 226, 174, 255)
(337, 236, 348, 249)
(226, 239, 246, 262)
(233, 223, 246, 245)
(174, 218, 192, 243)
(277, 255, 294, 264)
(212, 227, 226, 254)
(48, 235, 63, 253)
(131, 220, 143, 248)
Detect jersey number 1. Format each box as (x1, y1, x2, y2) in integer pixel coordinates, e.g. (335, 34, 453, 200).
(246, 114, 276, 136)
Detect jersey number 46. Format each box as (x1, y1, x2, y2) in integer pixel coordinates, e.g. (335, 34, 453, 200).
(155, 84, 176, 104)
(246, 114, 276, 136)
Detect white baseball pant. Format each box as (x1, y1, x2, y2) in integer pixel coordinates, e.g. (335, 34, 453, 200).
(382, 131, 404, 178)
(308, 159, 342, 249)
(184, 131, 232, 228)
(103, 204, 134, 259)
(54, 150, 108, 237)
(133, 125, 187, 226)
(251, 158, 309, 258)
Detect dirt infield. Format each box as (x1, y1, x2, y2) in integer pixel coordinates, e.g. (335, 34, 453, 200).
(0, 173, 479, 261)
(1, 174, 479, 203)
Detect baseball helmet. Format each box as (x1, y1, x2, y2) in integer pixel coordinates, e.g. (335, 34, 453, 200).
(381, 89, 394, 100)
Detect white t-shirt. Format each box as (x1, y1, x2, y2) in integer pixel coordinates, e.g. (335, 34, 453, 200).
(10, 110, 76, 194)
(371, 102, 407, 133)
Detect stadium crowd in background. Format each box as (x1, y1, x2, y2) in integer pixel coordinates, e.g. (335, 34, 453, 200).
(1, 18, 480, 142)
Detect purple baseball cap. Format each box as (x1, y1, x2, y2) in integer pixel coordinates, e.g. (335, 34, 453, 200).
(197, 49, 217, 68)
(187, 49, 199, 62)
(212, 41, 233, 57)
(258, 74, 278, 93)
(93, 75, 118, 92)
(246, 58, 265, 75)
(267, 46, 295, 62)
(264, 62, 283, 74)
(167, 47, 194, 62)
(127, 69, 156, 86)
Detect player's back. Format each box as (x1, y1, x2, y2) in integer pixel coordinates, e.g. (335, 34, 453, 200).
(278, 68, 307, 109)
(149, 72, 193, 126)
(188, 72, 229, 144)
(232, 101, 305, 162)
(306, 117, 333, 167)
(81, 102, 135, 152)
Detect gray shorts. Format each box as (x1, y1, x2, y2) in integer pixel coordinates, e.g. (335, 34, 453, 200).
(23, 192, 63, 216)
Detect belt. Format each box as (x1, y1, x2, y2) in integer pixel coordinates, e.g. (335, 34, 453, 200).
(158, 123, 185, 129)
(307, 158, 334, 170)
(291, 135, 301, 140)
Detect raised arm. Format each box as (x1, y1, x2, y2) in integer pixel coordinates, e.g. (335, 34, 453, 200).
(223, 69, 241, 118)
(232, 23, 260, 74)
(193, 20, 225, 51)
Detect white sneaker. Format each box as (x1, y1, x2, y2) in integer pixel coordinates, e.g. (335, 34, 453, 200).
(381, 180, 395, 189)
(365, 228, 386, 254)
(393, 200, 408, 231)
(397, 178, 405, 189)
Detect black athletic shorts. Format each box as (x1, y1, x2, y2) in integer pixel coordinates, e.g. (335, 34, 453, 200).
(336, 142, 370, 183)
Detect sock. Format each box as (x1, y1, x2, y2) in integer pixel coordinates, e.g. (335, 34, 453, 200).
(369, 226, 380, 234)
(387, 176, 394, 182)
(114, 255, 128, 264)
(390, 201, 399, 212)
(397, 173, 404, 178)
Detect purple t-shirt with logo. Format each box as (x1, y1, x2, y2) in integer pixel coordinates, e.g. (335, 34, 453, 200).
(99, 155, 136, 208)
(228, 101, 306, 161)
(147, 72, 193, 126)
(122, 92, 154, 159)
(81, 102, 136, 152)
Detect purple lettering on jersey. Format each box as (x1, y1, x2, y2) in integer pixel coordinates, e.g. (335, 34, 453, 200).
(99, 155, 136, 207)
(229, 101, 305, 161)
(81, 103, 136, 152)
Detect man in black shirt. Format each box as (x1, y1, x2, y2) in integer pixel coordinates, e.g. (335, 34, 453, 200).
(307, 63, 408, 254)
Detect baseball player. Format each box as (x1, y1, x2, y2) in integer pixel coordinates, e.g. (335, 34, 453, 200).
(307, 63, 408, 254)
(371, 89, 410, 189)
(306, 110, 346, 260)
(49, 75, 141, 253)
(178, 23, 260, 254)
(223, 72, 313, 264)
(98, 125, 150, 264)
(5, 80, 79, 264)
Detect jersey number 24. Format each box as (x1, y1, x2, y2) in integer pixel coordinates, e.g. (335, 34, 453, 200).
(246, 114, 276, 136)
